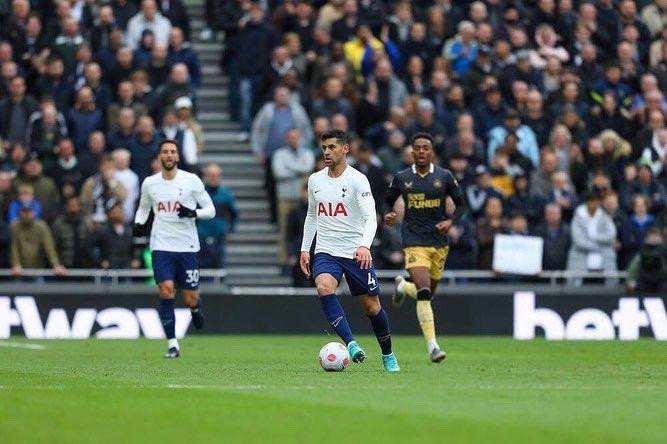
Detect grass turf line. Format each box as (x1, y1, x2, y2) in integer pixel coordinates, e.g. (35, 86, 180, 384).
(0, 336, 665, 443)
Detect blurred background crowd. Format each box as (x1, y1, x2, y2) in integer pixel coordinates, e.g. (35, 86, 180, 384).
(1, 0, 666, 288)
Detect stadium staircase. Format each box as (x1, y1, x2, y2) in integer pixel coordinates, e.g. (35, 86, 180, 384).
(186, 0, 290, 287)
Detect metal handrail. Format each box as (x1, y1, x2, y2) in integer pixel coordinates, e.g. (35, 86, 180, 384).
(0, 268, 626, 287)
(0, 268, 227, 286)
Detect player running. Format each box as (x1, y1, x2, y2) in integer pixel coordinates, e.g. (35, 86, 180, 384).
(134, 139, 215, 358)
(300, 130, 400, 372)
(384, 132, 465, 363)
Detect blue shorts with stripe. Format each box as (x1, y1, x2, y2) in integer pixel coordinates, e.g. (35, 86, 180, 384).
(312, 252, 380, 296)
(152, 250, 200, 289)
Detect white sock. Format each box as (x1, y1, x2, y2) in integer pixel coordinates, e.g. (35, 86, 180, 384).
(427, 339, 439, 353)
(396, 280, 405, 293)
(168, 338, 179, 350)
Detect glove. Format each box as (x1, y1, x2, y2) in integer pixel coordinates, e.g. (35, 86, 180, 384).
(177, 205, 197, 218)
(133, 223, 148, 237)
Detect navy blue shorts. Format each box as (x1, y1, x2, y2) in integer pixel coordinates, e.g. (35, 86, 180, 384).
(152, 250, 200, 289)
(312, 253, 380, 296)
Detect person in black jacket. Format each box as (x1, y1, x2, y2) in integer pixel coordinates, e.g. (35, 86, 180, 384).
(533, 203, 571, 270)
(158, 0, 191, 41)
(96, 202, 142, 270)
(0, 76, 38, 143)
(352, 142, 387, 214)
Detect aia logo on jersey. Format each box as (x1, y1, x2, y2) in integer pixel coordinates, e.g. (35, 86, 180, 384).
(157, 201, 181, 213)
(317, 202, 348, 217)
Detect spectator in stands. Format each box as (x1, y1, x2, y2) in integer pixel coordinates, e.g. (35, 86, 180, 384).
(0, 170, 12, 220)
(0, 76, 37, 144)
(620, 160, 666, 213)
(550, 171, 578, 222)
(158, 107, 197, 171)
(311, 76, 355, 128)
(534, 203, 571, 270)
(67, 86, 104, 153)
(377, 129, 406, 176)
(272, 128, 315, 271)
(51, 196, 93, 269)
(639, 127, 667, 177)
(126, 0, 172, 50)
(129, 115, 158, 182)
(197, 163, 238, 269)
(27, 102, 67, 174)
(175, 96, 203, 153)
(473, 85, 506, 139)
(235, 2, 277, 142)
(90, 5, 118, 55)
(567, 191, 618, 286)
(80, 154, 127, 226)
(445, 214, 477, 270)
(487, 109, 540, 168)
(82, 62, 112, 113)
(467, 165, 504, 220)
(32, 55, 72, 111)
(168, 27, 200, 88)
(10, 200, 65, 277)
(8, 183, 42, 223)
(153, 63, 197, 116)
(111, 0, 138, 32)
(107, 81, 147, 130)
(13, 154, 59, 222)
(1, 142, 26, 177)
(476, 196, 504, 269)
(252, 85, 312, 222)
(352, 142, 386, 212)
(107, 107, 137, 151)
(626, 227, 667, 293)
(530, 150, 559, 199)
(159, 0, 190, 41)
(52, 138, 84, 191)
(112, 148, 139, 224)
(95, 202, 140, 270)
(443, 21, 478, 78)
(80, 131, 107, 180)
(108, 46, 137, 92)
(52, 16, 85, 77)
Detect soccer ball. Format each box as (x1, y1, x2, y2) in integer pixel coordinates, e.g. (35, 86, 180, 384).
(318, 342, 350, 372)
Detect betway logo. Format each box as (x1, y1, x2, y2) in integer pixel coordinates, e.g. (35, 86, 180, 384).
(514, 292, 667, 340)
(0, 297, 191, 339)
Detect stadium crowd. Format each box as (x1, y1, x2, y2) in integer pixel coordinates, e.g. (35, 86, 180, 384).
(0, 0, 239, 276)
(203, 0, 667, 284)
(2, 0, 667, 287)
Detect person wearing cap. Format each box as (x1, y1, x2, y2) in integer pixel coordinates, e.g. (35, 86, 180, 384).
(13, 153, 59, 223)
(567, 190, 618, 286)
(466, 164, 504, 219)
(487, 108, 539, 167)
(500, 48, 544, 96)
(9, 199, 66, 277)
(175, 96, 204, 153)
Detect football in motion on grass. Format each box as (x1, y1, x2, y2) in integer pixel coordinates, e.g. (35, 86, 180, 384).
(318, 341, 350, 371)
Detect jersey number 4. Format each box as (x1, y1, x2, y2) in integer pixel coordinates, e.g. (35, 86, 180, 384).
(367, 273, 376, 287)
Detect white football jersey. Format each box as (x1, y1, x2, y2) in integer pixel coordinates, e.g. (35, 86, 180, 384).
(301, 165, 377, 259)
(135, 169, 215, 252)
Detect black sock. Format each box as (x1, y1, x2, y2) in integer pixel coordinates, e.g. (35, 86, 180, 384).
(369, 308, 392, 355)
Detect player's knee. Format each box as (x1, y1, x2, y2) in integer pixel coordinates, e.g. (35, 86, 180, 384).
(315, 278, 336, 295)
(158, 282, 175, 299)
(417, 288, 432, 301)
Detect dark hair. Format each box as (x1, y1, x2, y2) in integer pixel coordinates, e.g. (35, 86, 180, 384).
(159, 139, 179, 152)
(320, 129, 349, 145)
(410, 132, 435, 147)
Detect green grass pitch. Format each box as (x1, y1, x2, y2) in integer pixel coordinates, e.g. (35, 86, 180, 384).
(1, 336, 665, 443)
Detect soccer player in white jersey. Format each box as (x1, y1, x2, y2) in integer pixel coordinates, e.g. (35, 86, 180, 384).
(300, 130, 400, 372)
(134, 139, 215, 358)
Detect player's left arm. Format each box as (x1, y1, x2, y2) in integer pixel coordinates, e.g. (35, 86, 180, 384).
(436, 172, 466, 234)
(355, 175, 378, 269)
(192, 177, 216, 219)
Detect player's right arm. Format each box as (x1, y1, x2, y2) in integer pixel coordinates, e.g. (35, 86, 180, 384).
(299, 175, 317, 278)
(384, 174, 402, 226)
(133, 180, 153, 236)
